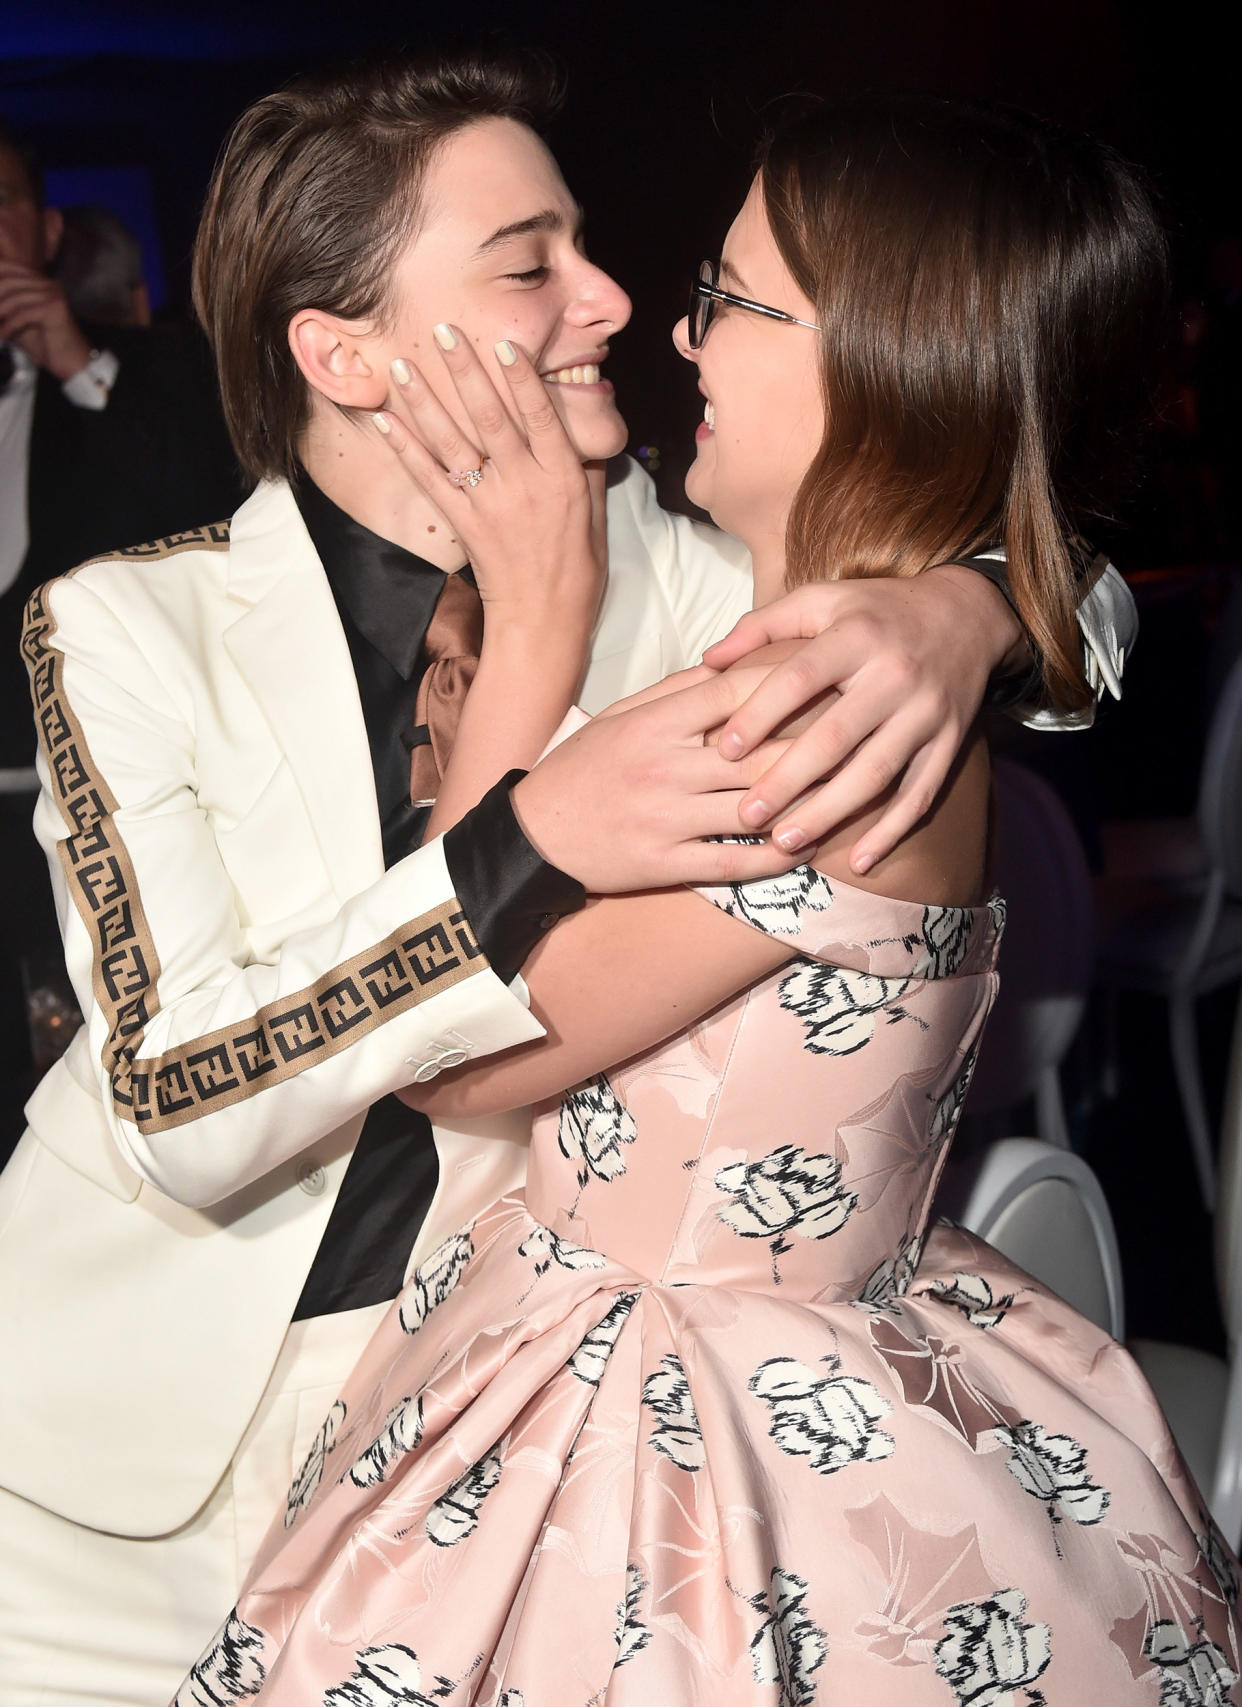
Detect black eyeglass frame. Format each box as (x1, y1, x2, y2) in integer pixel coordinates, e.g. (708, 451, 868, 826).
(687, 258, 821, 349)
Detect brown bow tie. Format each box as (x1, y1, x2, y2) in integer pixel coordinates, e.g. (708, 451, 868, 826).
(409, 571, 484, 805)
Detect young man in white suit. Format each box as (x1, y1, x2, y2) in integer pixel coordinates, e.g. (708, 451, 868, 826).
(0, 51, 1134, 1707)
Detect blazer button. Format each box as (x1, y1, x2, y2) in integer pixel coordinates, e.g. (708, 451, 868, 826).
(297, 1159, 327, 1195)
(409, 1060, 441, 1084)
(436, 1047, 468, 1070)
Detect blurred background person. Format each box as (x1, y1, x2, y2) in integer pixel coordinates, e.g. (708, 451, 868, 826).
(0, 117, 244, 1145)
(49, 202, 151, 329)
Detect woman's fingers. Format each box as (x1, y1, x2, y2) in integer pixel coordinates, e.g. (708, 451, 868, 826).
(370, 409, 467, 523)
(844, 729, 965, 873)
(490, 341, 580, 468)
(763, 712, 963, 863)
(419, 324, 529, 463)
(383, 350, 486, 481)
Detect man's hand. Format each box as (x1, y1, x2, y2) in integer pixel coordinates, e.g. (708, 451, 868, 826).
(511, 667, 804, 891)
(702, 567, 1024, 872)
(0, 259, 92, 381)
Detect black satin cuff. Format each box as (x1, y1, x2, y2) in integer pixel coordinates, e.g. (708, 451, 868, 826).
(955, 554, 1045, 711)
(443, 770, 586, 985)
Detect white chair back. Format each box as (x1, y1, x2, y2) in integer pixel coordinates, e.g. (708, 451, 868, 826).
(1215, 993, 1242, 1339)
(1199, 650, 1242, 904)
(955, 1137, 1125, 1340)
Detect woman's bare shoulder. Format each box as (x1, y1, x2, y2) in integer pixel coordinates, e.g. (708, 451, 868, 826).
(808, 728, 991, 908)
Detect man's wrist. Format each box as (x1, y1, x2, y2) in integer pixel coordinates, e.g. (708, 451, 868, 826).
(931, 560, 1029, 676)
(60, 345, 119, 409)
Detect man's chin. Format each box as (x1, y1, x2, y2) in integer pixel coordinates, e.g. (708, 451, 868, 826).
(560, 406, 629, 467)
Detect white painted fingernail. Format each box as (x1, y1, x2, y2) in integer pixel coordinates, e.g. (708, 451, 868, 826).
(495, 340, 517, 366)
(372, 413, 391, 434)
(433, 323, 457, 350)
(391, 358, 411, 384)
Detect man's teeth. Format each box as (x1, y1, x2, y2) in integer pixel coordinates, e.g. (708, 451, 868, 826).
(542, 364, 600, 384)
(704, 400, 716, 429)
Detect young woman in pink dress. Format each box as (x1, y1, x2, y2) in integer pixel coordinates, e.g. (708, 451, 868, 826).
(178, 94, 1239, 1706)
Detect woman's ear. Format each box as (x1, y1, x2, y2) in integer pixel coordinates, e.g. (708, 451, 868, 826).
(288, 310, 386, 409)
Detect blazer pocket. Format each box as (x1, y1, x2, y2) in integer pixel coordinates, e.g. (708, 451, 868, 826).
(211, 758, 337, 938)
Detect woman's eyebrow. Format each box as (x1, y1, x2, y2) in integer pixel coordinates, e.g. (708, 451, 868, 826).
(474, 204, 585, 257)
(718, 256, 752, 294)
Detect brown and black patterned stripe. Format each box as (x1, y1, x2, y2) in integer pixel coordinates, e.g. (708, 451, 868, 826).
(22, 527, 485, 1135)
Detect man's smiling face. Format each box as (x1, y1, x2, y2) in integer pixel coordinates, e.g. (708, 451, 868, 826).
(369, 116, 633, 462)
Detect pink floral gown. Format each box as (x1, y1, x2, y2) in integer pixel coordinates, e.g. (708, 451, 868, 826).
(179, 870, 1240, 1706)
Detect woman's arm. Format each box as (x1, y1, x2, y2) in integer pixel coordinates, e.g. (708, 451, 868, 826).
(409, 657, 990, 1121)
(371, 333, 606, 837)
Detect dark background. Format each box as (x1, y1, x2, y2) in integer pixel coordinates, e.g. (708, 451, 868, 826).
(1, 0, 1235, 536)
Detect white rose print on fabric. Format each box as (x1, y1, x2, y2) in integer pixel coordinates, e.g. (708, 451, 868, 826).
(175, 1610, 268, 1706)
(778, 963, 917, 1057)
(749, 1356, 894, 1474)
(911, 905, 973, 979)
(518, 1223, 606, 1277)
(568, 1292, 639, 1386)
(284, 1398, 346, 1527)
(613, 1564, 652, 1668)
(856, 1231, 925, 1313)
(709, 866, 836, 936)
(347, 1395, 425, 1490)
(934, 1589, 1052, 1707)
(425, 1448, 503, 1548)
(749, 1568, 828, 1706)
(999, 1421, 1110, 1529)
(924, 1272, 1015, 1329)
(641, 1354, 705, 1471)
(557, 1074, 637, 1188)
(715, 1145, 857, 1269)
(1143, 1619, 1239, 1707)
(323, 1643, 453, 1706)
(930, 1055, 977, 1147)
(399, 1231, 473, 1334)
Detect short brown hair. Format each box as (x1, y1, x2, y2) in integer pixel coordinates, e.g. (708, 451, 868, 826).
(192, 51, 563, 484)
(759, 95, 1168, 714)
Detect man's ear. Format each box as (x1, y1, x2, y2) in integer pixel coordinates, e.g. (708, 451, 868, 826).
(41, 207, 64, 268)
(288, 310, 386, 409)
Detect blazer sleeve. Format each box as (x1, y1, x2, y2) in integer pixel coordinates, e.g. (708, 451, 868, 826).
(24, 570, 546, 1209)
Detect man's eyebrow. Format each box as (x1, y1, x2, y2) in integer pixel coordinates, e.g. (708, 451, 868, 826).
(474, 204, 584, 257)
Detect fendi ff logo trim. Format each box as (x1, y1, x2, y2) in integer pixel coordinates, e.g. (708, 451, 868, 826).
(22, 545, 486, 1135)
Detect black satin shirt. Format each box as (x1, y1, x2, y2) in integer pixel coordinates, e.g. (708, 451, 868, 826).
(290, 474, 582, 1319)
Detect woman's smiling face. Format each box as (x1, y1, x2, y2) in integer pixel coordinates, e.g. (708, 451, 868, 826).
(674, 177, 825, 586)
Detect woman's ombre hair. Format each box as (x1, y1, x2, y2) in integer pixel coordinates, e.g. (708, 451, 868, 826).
(760, 94, 1167, 713)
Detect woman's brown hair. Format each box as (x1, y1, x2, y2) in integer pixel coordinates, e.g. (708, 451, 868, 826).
(759, 94, 1168, 713)
(192, 51, 562, 485)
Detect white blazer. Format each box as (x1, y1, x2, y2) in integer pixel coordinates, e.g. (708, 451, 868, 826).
(0, 455, 1131, 1537)
(0, 460, 751, 1538)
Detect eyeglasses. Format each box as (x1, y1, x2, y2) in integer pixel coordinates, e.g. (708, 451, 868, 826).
(687, 257, 821, 349)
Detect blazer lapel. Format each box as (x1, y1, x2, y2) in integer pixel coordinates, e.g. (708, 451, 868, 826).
(222, 481, 384, 901)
